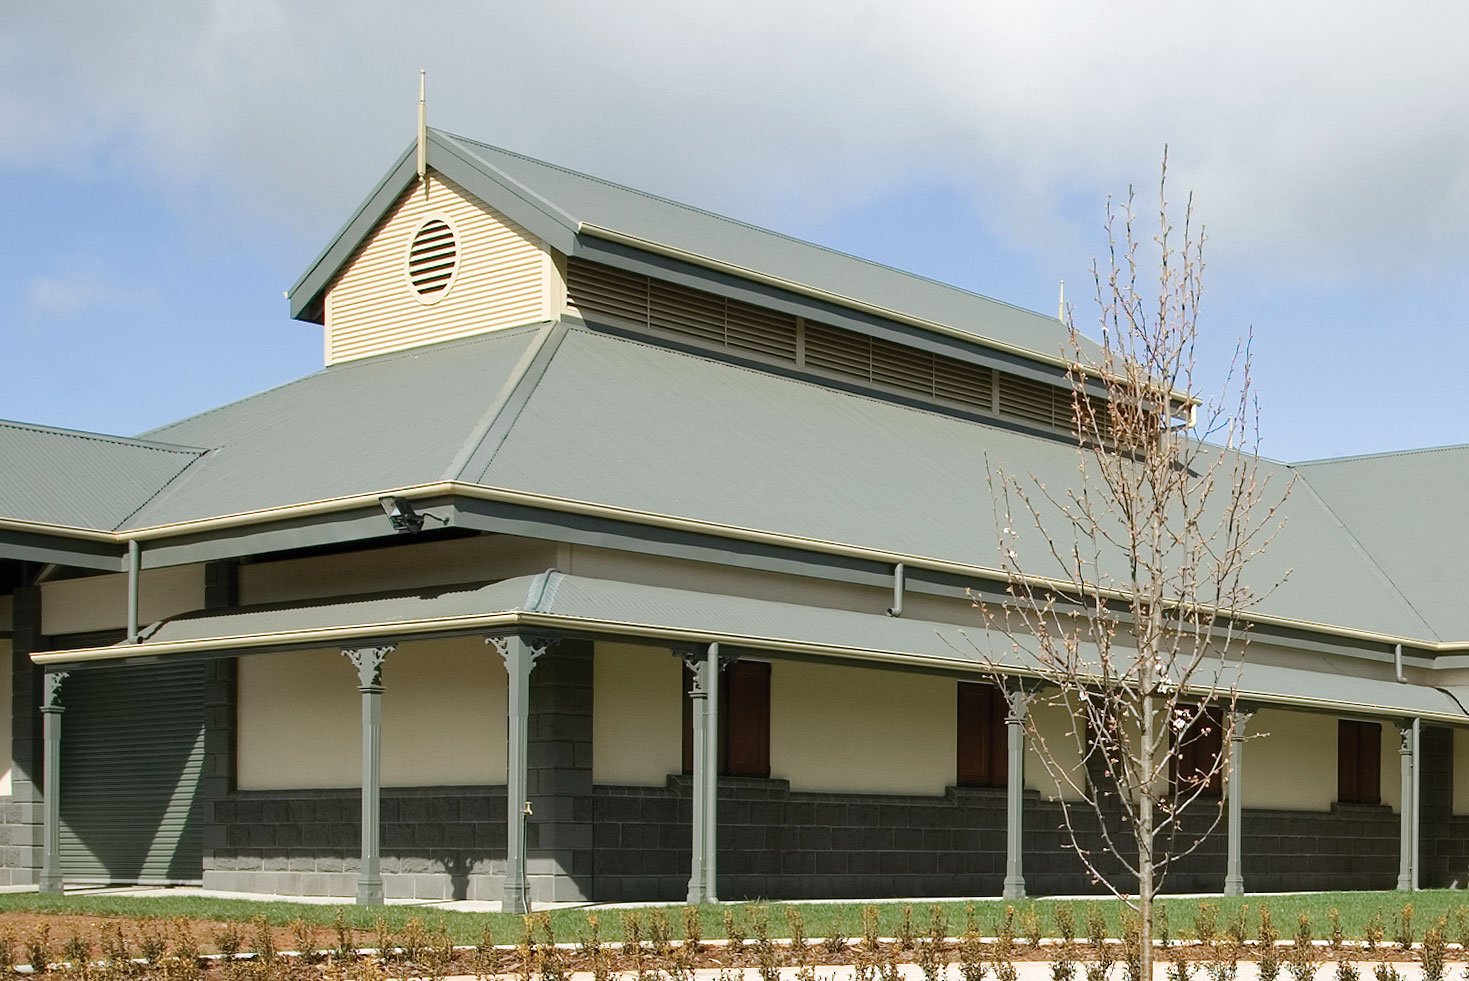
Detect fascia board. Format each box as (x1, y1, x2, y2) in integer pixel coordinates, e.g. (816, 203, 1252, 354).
(427, 132, 580, 255)
(286, 144, 419, 321)
(0, 526, 124, 572)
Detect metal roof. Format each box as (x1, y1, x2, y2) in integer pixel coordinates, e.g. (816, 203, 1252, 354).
(1296, 445, 1469, 639)
(37, 570, 1462, 723)
(0, 420, 202, 531)
(121, 325, 541, 528)
(478, 325, 1439, 641)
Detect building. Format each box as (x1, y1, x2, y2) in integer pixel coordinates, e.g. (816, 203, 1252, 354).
(2, 128, 1467, 907)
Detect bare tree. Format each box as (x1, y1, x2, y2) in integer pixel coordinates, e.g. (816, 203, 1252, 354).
(982, 153, 1291, 977)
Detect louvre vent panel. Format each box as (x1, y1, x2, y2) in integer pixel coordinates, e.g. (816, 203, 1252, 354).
(934, 359, 995, 409)
(650, 281, 728, 343)
(804, 322, 872, 379)
(871, 337, 936, 397)
(727, 302, 799, 360)
(568, 257, 1101, 441)
(566, 261, 650, 323)
(999, 374, 1067, 428)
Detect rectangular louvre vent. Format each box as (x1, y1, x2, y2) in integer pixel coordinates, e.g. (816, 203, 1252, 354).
(569, 258, 798, 364)
(566, 260, 649, 324)
(569, 258, 1107, 442)
(998, 373, 1067, 429)
(934, 357, 994, 410)
(804, 321, 872, 380)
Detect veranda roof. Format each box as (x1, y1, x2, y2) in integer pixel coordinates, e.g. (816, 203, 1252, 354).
(34, 571, 1467, 724)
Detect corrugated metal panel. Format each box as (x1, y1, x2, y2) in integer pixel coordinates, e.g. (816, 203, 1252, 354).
(126, 327, 539, 528)
(441, 133, 1096, 365)
(0, 422, 202, 530)
(326, 173, 552, 364)
(60, 662, 206, 884)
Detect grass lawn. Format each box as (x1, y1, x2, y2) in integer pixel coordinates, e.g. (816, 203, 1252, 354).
(0, 890, 1466, 945)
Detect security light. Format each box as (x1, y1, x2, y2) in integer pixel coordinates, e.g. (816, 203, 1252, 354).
(379, 496, 424, 534)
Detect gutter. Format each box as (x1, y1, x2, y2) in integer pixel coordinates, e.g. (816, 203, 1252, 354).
(9, 478, 1466, 652)
(32, 609, 1468, 726)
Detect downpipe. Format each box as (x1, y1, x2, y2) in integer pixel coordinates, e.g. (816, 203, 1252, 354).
(886, 563, 905, 617)
(126, 540, 141, 643)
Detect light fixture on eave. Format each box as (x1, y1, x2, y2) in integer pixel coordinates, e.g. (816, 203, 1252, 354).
(380, 496, 425, 534)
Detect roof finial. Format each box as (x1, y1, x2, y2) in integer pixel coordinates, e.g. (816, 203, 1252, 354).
(1057, 279, 1066, 323)
(416, 69, 428, 196)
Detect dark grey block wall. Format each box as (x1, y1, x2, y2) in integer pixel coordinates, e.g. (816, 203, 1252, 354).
(592, 776, 1404, 901)
(0, 586, 43, 886)
(204, 786, 510, 900)
(526, 640, 594, 902)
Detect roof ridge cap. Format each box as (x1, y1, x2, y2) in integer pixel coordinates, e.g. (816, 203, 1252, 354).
(1295, 441, 1469, 467)
(447, 321, 570, 482)
(443, 132, 1064, 327)
(0, 418, 205, 455)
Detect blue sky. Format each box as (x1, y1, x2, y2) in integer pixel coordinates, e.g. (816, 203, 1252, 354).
(3, 2, 1467, 462)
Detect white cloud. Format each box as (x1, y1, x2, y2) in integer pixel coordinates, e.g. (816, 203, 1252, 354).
(23, 255, 159, 321)
(4, 0, 1468, 283)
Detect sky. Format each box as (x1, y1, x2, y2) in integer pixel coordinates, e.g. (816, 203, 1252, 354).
(3, 2, 1467, 463)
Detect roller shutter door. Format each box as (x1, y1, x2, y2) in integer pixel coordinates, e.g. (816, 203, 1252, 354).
(59, 662, 206, 884)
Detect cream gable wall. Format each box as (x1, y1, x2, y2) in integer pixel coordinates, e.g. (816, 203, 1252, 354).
(324, 172, 560, 364)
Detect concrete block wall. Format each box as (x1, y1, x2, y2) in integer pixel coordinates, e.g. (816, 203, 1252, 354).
(592, 776, 1403, 901)
(204, 786, 509, 900)
(0, 587, 42, 886)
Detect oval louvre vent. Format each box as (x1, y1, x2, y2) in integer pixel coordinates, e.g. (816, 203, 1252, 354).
(405, 217, 458, 302)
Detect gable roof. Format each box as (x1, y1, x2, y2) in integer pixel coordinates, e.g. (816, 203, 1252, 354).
(288, 130, 1089, 368)
(0, 420, 203, 532)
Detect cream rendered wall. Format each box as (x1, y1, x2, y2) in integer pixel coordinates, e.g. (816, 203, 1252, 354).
(593, 643, 683, 786)
(0, 640, 10, 796)
(41, 565, 205, 636)
(324, 172, 558, 365)
(239, 535, 561, 606)
(769, 660, 956, 796)
(1455, 730, 1469, 816)
(1024, 695, 1087, 802)
(1241, 708, 1346, 812)
(237, 636, 507, 790)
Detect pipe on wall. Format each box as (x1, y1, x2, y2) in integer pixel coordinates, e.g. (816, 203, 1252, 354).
(886, 563, 905, 617)
(126, 539, 141, 643)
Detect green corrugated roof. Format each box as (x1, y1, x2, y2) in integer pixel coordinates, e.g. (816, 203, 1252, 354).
(1295, 446, 1469, 639)
(122, 325, 541, 527)
(439, 133, 1087, 362)
(479, 325, 1438, 641)
(0, 420, 203, 531)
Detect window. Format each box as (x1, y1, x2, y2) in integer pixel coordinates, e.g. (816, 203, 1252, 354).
(1172, 705, 1224, 798)
(1338, 719, 1382, 805)
(956, 682, 1007, 787)
(682, 660, 771, 778)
